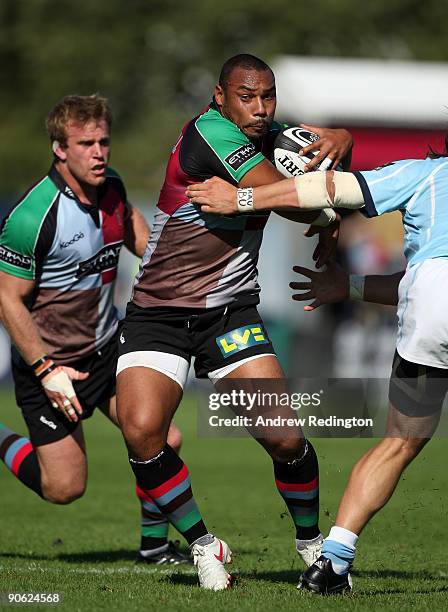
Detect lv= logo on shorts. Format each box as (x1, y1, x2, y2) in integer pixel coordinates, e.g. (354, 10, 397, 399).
(216, 324, 269, 357)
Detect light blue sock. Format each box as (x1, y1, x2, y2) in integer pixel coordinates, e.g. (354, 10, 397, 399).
(322, 526, 358, 575)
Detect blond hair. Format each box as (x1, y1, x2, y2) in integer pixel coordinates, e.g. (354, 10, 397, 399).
(46, 94, 112, 146)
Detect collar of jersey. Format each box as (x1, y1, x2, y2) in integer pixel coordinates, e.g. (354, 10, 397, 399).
(48, 164, 101, 212)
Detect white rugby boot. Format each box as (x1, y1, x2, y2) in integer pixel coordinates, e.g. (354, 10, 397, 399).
(296, 534, 324, 567)
(191, 535, 233, 591)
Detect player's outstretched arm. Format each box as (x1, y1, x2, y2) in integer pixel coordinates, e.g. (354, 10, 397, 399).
(187, 171, 365, 215)
(187, 175, 296, 214)
(289, 262, 404, 310)
(0, 271, 88, 421)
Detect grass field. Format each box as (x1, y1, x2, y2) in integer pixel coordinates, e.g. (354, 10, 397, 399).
(0, 386, 447, 611)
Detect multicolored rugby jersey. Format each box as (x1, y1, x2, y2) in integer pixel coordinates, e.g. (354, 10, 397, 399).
(132, 100, 283, 309)
(0, 166, 127, 363)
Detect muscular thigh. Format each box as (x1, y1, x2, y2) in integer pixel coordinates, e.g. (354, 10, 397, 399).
(217, 355, 304, 453)
(35, 424, 87, 490)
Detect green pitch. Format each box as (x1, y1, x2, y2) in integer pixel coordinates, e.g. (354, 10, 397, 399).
(0, 387, 447, 611)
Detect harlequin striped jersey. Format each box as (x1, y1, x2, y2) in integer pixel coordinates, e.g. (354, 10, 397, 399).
(132, 99, 283, 310)
(0, 165, 127, 363)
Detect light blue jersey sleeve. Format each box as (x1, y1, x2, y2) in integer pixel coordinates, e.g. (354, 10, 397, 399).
(353, 159, 424, 217)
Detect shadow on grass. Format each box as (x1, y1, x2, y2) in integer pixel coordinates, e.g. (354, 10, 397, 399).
(352, 568, 447, 581)
(161, 569, 448, 597)
(0, 549, 138, 563)
(162, 573, 199, 587)
(357, 585, 448, 596)
(0, 540, 195, 565)
(164, 569, 299, 588)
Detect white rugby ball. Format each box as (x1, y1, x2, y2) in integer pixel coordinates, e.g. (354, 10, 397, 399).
(273, 127, 333, 177)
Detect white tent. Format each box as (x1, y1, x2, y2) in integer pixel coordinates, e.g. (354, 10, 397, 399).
(272, 56, 448, 127)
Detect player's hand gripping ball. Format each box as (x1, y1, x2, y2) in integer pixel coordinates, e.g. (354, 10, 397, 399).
(273, 127, 340, 177)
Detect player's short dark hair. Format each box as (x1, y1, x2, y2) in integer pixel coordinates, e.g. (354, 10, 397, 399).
(427, 133, 448, 159)
(219, 54, 274, 89)
(46, 94, 112, 147)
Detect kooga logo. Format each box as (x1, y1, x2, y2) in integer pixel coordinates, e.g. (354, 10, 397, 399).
(76, 241, 123, 278)
(60, 231, 85, 249)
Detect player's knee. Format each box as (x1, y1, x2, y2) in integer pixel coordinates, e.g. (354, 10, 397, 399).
(121, 412, 150, 441)
(266, 436, 306, 463)
(42, 479, 86, 505)
(121, 416, 166, 457)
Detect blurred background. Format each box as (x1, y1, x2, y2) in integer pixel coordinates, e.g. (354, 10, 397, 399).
(1, 0, 448, 382)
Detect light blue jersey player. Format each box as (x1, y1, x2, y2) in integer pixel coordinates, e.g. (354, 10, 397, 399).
(354, 157, 448, 369)
(185, 141, 448, 594)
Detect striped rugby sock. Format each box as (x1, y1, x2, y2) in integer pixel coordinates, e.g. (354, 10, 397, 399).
(274, 440, 320, 540)
(0, 423, 43, 497)
(129, 444, 207, 545)
(135, 484, 169, 551)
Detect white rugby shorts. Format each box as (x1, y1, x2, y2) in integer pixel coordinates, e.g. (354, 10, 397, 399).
(397, 258, 448, 368)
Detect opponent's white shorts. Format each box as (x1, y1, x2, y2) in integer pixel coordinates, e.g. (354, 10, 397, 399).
(397, 258, 448, 368)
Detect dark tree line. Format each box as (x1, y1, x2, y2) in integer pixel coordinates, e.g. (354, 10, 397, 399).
(1, 0, 446, 196)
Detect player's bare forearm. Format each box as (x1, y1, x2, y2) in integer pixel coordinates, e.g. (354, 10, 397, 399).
(252, 179, 299, 212)
(239, 160, 317, 219)
(124, 203, 150, 258)
(187, 171, 364, 215)
(0, 289, 48, 364)
(364, 271, 404, 306)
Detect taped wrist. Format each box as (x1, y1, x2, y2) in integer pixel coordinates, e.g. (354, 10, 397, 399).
(31, 355, 57, 381)
(349, 274, 366, 300)
(237, 187, 254, 213)
(294, 171, 365, 210)
(311, 209, 337, 227)
(41, 369, 76, 398)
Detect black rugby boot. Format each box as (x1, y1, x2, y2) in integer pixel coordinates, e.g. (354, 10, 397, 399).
(298, 555, 352, 594)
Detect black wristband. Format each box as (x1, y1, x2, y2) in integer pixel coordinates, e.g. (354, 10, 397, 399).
(31, 355, 50, 370)
(36, 363, 57, 381)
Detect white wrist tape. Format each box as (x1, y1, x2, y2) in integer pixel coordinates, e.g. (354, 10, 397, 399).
(349, 274, 366, 300)
(294, 172, 365, 210)
(311, 208, 337, 227)
(237, 187, 255, 213)
(42, 369, 76, 398)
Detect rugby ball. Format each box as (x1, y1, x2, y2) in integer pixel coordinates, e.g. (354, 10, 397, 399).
(273, 127, 333, 177)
